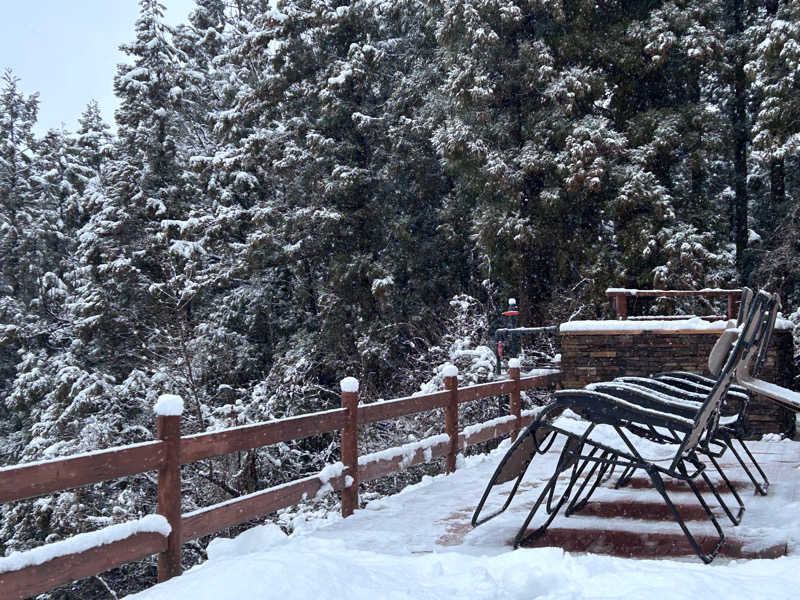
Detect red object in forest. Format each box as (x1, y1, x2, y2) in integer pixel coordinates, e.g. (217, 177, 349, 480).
(503, 310, 520, 317)
(497, 340, 503, 357)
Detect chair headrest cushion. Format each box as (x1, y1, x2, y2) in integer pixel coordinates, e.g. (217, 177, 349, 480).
(708, 328, 739, 376)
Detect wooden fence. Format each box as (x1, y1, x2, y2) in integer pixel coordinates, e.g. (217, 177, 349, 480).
(0, 367, 560, 600)
(605, 288, 742, 320)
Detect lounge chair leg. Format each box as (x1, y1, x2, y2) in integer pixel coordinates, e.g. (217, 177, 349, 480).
(704, 455, 745, 525)
(728, 436, 769, 496)
(546, 442, 594, 514)
(565, 452, 612, 516)
(472, 430, 536, 526)
(472, 422, 560, 527)
(514, 457, 573, 548)
(648, 465, 725, 564)
(615, 464, 637, 489)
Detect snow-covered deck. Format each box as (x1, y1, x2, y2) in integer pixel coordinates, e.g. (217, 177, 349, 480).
(128, 437, 800, 599)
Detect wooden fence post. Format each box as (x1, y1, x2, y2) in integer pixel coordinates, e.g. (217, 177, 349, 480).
(614, 293, 627, 320)
(154, 394, 183, 583)
(340, 377, 360, 518)
(727, 292, 739, 321)
(508, 359, 522, 439)
(443, 365, 459, 474)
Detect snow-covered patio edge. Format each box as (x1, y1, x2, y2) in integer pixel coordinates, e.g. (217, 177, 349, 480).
(125, 437, 800, 600)
(0, 515, 170, 574)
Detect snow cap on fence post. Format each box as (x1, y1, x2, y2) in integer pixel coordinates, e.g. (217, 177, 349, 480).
(340, 377, 360, 393)
(154, 394, 184, 416)
(442, 363, 458, 378)
(508, 358, 521, 370)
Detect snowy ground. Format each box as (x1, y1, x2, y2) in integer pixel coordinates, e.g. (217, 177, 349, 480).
(128, 438, 800, 600)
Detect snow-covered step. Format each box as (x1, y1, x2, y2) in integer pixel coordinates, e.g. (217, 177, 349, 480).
(573, 499, 710, 521)
(624, 475, 750, 493)
(519, 526, 788, 559)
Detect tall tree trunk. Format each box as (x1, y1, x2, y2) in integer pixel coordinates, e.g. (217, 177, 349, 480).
(689, 63, 705, 216)
(727, 0, 749, 275)
(732, 59, 748, 271)
(769, 156, 786, 217)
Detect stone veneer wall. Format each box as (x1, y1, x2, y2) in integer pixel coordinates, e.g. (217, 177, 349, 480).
(559, 328, 796, 437)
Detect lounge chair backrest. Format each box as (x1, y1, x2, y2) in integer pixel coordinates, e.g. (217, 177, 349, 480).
(752, 292, 779, 377)
(736, 287, 754, 326)
(708, 287, 752, 376)
(671, 292, 774, 470)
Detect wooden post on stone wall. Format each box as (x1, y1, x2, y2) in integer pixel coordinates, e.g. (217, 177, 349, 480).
(155, 394, 183, 583)
(727, 292, 739, 321)
(340, 377, 360, 517)
(614, 294, 627, 320)
(443, 365, 459, 474)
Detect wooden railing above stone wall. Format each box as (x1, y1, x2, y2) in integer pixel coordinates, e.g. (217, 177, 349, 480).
(606, 288, 742, 320)
(559, 319, 796, 436)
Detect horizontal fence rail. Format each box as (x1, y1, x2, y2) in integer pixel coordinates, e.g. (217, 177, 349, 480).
(358, 390, 452, 423)
(0, 532, 168, 600)
(181, 472, 348, 543)
(0, 440, 165, 504)
(180, 408, 348, 464)
(605, 288, 742, 320)
(0, 368, 561, 600)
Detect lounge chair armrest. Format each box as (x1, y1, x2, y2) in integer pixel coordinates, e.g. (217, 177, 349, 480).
(736, 375, 800, 412)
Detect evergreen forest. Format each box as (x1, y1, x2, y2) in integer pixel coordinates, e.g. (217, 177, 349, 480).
(2, 0, 800, 596)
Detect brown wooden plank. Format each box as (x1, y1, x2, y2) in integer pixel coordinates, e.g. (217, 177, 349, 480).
(462, 418, 518, 447)
(605, 289, 740, 298)
(0, 532, 167, 600)
(0, 441, 165, 504)
(457, 380, 517, 404)
(180, 408, 348, 464)
(359, 412, 541, 483)
(182, 472, 347, 542)
(358, 391, 451, 423)
(358, 438, 452, 482)
(518, 373, 561, 391)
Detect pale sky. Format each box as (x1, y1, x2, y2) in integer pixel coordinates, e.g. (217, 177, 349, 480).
(1, 1, 197, 134)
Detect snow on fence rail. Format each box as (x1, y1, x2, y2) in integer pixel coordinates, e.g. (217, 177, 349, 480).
(605, 288, 742, 320)
(0, 369, 560, 600)
(0, 516, 170, 600)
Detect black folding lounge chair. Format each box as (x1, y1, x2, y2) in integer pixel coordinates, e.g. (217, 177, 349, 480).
(600, 289, 779, 497)
(471, 293, 773, 563)
(565, 291, 779, 523)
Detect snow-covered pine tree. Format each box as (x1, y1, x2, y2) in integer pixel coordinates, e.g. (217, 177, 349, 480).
(0, 70, 41, 305)
(590, 0, 737, 308)
(748, 0, 800, 303)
